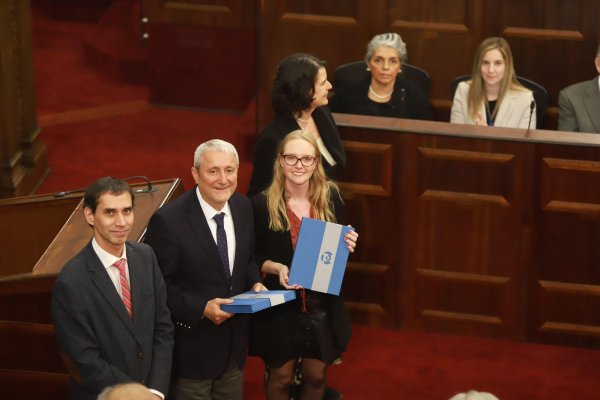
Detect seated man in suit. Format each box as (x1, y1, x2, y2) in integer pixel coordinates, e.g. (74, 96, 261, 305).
(558, 44, 600, 133)
(51, 177, 174, 400)
(145, 139, 267, 400)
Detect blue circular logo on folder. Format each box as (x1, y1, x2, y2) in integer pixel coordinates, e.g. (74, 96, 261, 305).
(320, 251, 333, 265)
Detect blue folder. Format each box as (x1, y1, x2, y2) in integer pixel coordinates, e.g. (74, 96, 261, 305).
(288, 218, 354, 295)
(220, 290, 296, 313)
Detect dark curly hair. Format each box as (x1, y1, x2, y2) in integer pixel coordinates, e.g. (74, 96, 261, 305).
(271, 53, 326, 117)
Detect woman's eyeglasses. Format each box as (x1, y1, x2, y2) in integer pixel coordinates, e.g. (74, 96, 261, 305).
(281, 154, 318, 167)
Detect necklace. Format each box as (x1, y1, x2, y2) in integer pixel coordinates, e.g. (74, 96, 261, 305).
(369, 85, 393, 99)
(296, 116, 309, 124)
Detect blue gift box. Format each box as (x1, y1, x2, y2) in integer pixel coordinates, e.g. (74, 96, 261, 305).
(220, 290, 296, 313)
(289, 218, 354, 295)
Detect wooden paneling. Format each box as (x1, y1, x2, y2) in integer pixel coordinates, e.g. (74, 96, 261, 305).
(0, 194, 81, 276)
(143, 0, 256, 111)
(407, 136, 532, 339)
(338, 136, 397, 326)
(531, 143, 600, 346)
(0, 0, 48, 197)
(257, 0, 600, 130)
(334, 113, 600, 347)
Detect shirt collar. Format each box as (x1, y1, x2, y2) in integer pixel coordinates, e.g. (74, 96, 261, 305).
(91, 237, 128, 270)
(195, 186, 231, 221)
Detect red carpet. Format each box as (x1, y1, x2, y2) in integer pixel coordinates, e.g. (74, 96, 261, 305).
(30, 2, 600, 399)
(244, 324, 600, 399)
(36, 105, 255, 195)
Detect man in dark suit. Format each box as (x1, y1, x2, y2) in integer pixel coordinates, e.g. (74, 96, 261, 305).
(145, 139, 266, 400)
(51, 177, 174, 400)
(558, 44, 600, 133)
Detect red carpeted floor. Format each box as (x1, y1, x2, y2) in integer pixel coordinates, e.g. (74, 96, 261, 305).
(30, 2, 600, 399)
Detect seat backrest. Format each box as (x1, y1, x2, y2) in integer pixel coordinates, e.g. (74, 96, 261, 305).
(402, 63, 431, 95)
(450, 74, 548, 128)
(516, 76, 548, 129)
(334, 61, 431, 95)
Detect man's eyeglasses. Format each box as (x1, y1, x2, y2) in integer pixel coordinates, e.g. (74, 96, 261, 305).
(281, 154, 318, 167)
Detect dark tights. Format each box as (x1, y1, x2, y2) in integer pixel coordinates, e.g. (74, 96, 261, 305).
(266, 358, 327, 400)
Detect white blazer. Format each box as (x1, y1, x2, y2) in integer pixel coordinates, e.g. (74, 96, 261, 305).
(451, 81, 536, 129)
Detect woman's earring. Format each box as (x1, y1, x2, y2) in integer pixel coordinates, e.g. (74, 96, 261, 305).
(366, 67, 370, 71)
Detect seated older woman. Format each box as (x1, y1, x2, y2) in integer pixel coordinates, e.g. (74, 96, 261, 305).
(328, 32, 433, 120)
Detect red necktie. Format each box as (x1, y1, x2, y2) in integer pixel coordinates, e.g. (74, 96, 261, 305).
(113, 258, 132, 318)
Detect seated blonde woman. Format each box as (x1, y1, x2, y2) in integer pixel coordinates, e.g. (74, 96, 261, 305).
(451, 37, 535, 128)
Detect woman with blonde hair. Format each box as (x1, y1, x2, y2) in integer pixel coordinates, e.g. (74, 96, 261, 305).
(451, 36, 535, 128)
(250, 130, 358, 400)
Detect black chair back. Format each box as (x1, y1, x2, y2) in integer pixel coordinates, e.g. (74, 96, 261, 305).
(450, 75, 548, 128)
(334, 61, 431, 95)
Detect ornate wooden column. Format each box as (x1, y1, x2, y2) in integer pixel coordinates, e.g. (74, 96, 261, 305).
(0, 0, 48, 198)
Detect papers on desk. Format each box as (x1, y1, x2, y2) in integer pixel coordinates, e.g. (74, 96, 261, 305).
(289, 218, 354, 295)
(220, 290, 296, 313)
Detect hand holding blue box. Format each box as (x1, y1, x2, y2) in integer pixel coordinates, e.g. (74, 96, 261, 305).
(220, 290, 296, 313)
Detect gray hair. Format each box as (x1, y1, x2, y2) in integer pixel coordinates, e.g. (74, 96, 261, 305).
(448, 390, 500, 400)
(193, 139, 239, 168)
(365, 32, 408, 63)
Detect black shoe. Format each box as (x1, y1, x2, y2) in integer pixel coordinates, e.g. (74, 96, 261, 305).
(323, 386, 342, 400)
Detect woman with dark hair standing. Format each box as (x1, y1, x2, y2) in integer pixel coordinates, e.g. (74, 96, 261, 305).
(247, 53, 346, 197)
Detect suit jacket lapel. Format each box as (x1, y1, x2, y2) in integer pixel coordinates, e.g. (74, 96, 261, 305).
(184, 190, 231, 283)
(85, 244, 137, 338)
(495, 92, 518, 127)
(229, 196, 243, 279)
(583, 80, 600, 133)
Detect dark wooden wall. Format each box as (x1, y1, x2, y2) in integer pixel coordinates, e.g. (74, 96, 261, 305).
(336, 113, 600, 348)
(257, 0, 600, 131)
(143, 0, 256, 112)
(0, 0, 48, 197)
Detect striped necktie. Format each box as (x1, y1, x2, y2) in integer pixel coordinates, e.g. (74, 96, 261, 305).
(113, 258, 132, 318)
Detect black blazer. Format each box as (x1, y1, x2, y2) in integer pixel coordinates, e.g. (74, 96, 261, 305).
(51, 241, 174, 400)
(145, 190, 261, 380)
(249, 191, 352, 362)
(329, 73, 433, 120)
(247, 106, 346, 197)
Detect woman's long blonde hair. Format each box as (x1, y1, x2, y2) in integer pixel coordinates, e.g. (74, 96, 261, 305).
(265, 130, 340, 232)
(467, 37, 527, 119)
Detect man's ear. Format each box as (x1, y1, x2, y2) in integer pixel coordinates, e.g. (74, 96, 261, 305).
(191, 166, 199, 184)
(83, 207, 95, 226)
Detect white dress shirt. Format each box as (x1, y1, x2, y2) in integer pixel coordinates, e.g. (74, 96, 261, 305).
(92, 238, 129, 297)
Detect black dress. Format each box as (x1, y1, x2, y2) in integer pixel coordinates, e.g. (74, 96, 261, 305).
(249, 192, 352, 367)
(329, 73, 433, 120)
(247, 106, 346, 197)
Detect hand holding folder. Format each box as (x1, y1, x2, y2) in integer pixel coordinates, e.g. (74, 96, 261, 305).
(289, 218, 357, 295)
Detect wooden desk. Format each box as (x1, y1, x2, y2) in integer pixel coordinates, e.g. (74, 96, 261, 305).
(335, 113, 600, 347)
